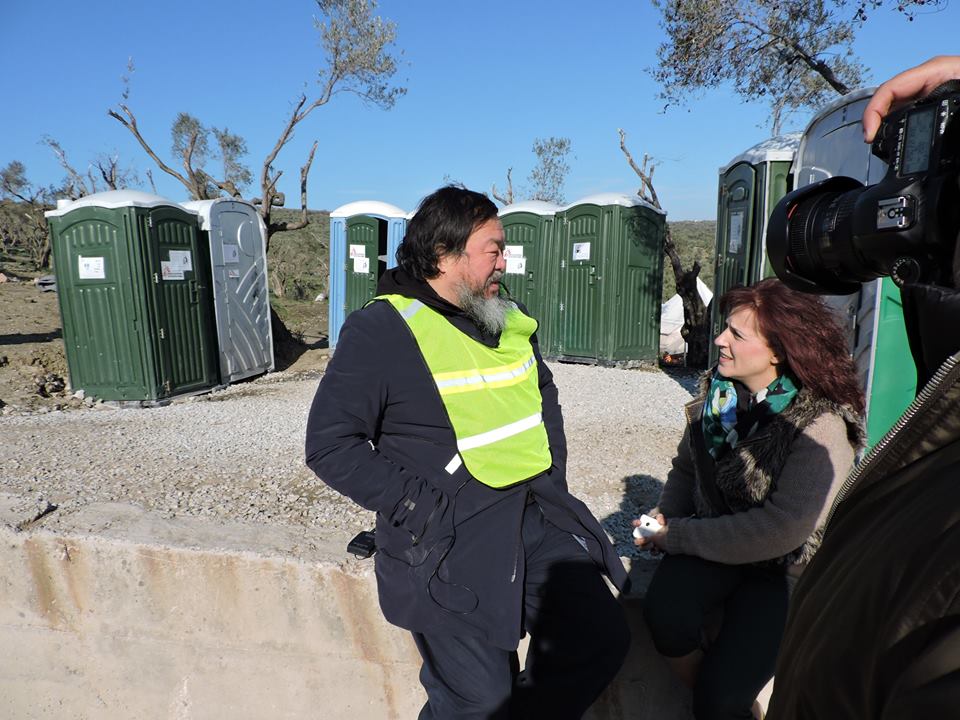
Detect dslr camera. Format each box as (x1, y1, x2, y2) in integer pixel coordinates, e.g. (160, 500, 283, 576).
(768, 82, 960, 294)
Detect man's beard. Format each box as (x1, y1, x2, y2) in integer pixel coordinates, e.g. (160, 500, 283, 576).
(455, 272, 512, 336)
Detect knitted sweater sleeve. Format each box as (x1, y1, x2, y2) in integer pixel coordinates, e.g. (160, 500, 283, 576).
(663, 412, 855, 564)
(653, 425, 698, 519)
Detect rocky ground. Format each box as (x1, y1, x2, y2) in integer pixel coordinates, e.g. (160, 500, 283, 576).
(1, 360, 695, 564)
(0, 280, 72, 413)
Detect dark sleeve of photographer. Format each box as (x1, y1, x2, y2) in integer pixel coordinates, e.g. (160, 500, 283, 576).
(865, 54, 960, 718)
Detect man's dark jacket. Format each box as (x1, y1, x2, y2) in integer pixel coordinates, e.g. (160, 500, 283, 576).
(768, 284, 960, 718)
(305, 268, 628, 650)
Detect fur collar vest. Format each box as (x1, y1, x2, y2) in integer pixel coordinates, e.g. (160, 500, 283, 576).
(685, 372, 865, 564)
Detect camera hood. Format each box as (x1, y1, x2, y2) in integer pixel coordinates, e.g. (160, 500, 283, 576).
(768, 176, 866, 295)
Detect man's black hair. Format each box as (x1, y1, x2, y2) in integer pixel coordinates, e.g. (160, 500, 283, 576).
(397, 185, 499, 281)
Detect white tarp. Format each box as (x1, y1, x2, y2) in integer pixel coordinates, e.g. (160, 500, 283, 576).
(660, 277, 714, 355)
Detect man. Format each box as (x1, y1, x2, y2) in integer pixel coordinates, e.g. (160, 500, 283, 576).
(305, 186, 629, 719)
(767, 56, 960, 718)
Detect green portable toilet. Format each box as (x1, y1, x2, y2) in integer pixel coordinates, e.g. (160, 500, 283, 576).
(859, 278, 914, 445)
(45, 190, 220, 402)
(345, 213, 385, 314)
(710, 134, 800, 365)
(498, 200, 560, 350)
(549, 193, 665, 365)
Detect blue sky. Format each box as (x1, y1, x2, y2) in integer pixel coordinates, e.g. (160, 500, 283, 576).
(2, 1, 958, 220)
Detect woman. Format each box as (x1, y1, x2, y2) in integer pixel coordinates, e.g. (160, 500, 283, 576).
(635, 279, 865, 720)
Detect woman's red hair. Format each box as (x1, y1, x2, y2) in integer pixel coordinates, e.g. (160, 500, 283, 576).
(720, 279, 865, 414)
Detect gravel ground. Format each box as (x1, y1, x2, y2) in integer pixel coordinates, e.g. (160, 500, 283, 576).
(1, 362, 698, 559)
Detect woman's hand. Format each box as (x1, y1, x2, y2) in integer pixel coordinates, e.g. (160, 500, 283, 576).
(633, 512, 668, 552)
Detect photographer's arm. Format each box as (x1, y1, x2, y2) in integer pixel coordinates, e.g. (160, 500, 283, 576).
(881, 595, 960, 719)
(864, 55, 960, 142)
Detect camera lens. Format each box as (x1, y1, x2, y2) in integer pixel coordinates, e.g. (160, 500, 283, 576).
(768, 177, 866, 295)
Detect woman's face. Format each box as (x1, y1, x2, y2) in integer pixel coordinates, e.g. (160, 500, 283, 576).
(714, 306, 780, 393)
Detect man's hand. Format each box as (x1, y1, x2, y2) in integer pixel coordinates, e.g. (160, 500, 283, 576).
(863, 55, 960, 142)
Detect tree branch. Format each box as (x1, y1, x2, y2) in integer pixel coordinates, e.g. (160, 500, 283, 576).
(215, 179, 244, 199)
(260, 95, 309, 211)
(491, 167, 515, 206)
(618, 129, 662, 209)
(784, 42, 851, 94)
(269, 140, 318, 241)
(44, 138, 90, 198)
(734, 17, 852, 95)
(108, 104, 191, 189)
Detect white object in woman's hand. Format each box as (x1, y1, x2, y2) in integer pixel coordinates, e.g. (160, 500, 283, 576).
(633, 512, 668, 551)
(633, 514, 663, 539)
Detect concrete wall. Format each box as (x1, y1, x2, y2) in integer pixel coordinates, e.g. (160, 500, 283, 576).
(0, 495, 695, 719)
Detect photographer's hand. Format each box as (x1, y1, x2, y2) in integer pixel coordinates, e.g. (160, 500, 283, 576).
(863, 55, 960, 142)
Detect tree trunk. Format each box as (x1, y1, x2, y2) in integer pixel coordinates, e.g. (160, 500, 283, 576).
(39, 240, 52, 269)
(664, 227, 710, 368)
(270, 267, 286, 298)
(270, 305, 307, 370)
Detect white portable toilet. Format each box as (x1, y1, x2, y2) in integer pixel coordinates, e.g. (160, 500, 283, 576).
(181, 198, 275, 383)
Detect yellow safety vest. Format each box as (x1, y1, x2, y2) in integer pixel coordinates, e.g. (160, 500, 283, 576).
(377, 294, 552, 488)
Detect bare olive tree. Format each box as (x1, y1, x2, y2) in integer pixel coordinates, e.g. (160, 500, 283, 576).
(108, 0, 405, 355)
(110, 0, 404, 251)
(42, 137, 140, 200)
(0, 162, 58, 269)
(491, 168, 515, 206)
(528, 136, 572, 204)
(652, 0, 946, 133)
(491, 136, 572, 206)
(618, 128, 710, 367)
(1, 140, 139, 270)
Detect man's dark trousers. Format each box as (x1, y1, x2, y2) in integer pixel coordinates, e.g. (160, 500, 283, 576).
(413, 502, 630, 719)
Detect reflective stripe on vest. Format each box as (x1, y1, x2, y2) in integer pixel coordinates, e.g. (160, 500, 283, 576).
(378, 294, 552, 488)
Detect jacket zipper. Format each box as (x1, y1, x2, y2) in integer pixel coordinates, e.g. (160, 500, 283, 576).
(823, 354, 960, 536)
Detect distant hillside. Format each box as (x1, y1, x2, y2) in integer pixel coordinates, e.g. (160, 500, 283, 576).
(662, 220, 716, 302)
(266, 208, 330, 299)
(265, 209, 330, 343)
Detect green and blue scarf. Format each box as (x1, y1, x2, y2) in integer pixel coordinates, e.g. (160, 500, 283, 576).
(702, 372, 799, 459)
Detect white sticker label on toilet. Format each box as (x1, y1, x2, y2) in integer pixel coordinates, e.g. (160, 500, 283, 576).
(78, 256, 105, 279)
(222, 244, 240, 264)
(506, 257, 527, 274)
(160, 261, 183, 281)
(169, 250, 193, 272)
(349, 244, 366, 258)
(353, 257, 370, 273)
(728, 211, 744, 255)
(572, 242, 591, 261)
